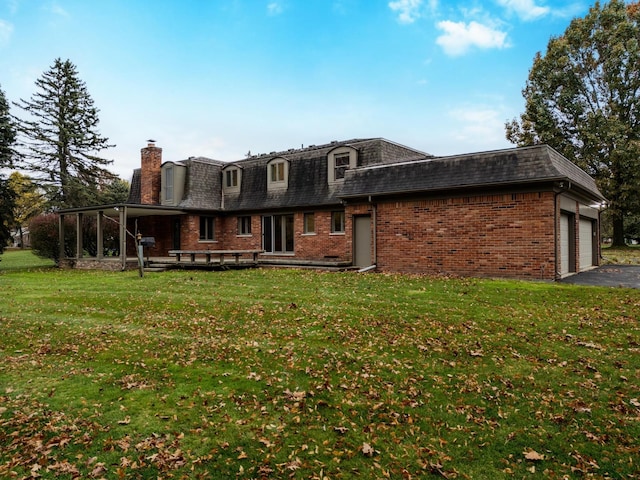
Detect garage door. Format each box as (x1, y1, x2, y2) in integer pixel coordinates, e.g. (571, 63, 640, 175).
(560, 214, 571, 275)
(579, 218, 594, 270)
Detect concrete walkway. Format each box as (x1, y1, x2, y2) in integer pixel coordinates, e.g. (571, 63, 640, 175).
(559, 265, 640, 289)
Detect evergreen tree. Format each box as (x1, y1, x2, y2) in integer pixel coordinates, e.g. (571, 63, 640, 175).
(0, 83, 15, 168)
(13, 58, 115, 209)
(505, 0, 640, 246)
(0, 84, 16, 254)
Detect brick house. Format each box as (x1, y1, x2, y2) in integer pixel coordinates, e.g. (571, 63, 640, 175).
(59, 138, 605, 280)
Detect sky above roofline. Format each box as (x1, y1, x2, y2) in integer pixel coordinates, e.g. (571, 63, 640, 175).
(0, 0, 624, 179)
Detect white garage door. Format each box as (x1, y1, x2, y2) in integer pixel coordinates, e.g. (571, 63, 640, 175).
(560, 214, 571, 275)
(579, 218, 594, 270)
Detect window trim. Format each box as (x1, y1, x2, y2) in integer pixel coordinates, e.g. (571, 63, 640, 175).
(327, 146, 357, 185)
(303, 212, 315, 235)
(267, 158, 289, 191)
(237, 215, 252, 236)
(331, 211, 345, 234)
(199, 216, 216, 242)
(164, 165, 174, 201)
(222, 166, 241, 194)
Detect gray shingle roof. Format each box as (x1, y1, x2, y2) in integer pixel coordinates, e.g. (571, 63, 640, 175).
(125, 140, 604, 212)
(127, 168, 141, 204)
(176, 157, 225, 210)
(340, 144, 605, 201)
(216, 138, 429, 211)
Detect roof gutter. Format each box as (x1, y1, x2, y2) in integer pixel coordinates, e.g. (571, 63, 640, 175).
(339, 177, 605, 203)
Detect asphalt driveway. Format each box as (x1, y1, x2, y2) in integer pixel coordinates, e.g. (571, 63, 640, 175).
(559, 265, 640, 289)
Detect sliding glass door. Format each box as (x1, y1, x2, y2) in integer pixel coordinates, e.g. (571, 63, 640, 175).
(263, 214, 294, 253)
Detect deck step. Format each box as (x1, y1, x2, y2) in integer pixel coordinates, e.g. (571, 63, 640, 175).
(144, 263, 172, 272)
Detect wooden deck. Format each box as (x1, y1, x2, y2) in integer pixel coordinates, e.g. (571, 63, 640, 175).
(168, 249, 263, 266)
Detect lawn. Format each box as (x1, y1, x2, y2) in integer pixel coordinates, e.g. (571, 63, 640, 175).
(0, 250, 639, 479)
(602, 244, 640, 265)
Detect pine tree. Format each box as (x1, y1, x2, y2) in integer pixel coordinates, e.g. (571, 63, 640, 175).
(13, 58, 115, 209)
(0, 83, 14, 168)
(1, 85, 16, 255)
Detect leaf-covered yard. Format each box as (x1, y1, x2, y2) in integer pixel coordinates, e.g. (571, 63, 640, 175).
(1, 252, 639, 478)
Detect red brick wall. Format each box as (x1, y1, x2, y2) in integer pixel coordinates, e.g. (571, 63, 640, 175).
(373, 192, 556, 280)
(140, 143, 162, 205)
(216, 211, 352, 262)
(293, 211, 349, 261)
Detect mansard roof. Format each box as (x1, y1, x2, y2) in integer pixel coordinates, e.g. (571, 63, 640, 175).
(128, 140, 604, 213)
(175, 157, 225, 210)
(340, 144, 605, 202)
(180, 138, 429, 211)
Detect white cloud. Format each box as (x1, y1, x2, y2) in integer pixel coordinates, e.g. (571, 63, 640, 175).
(447, 105, 508, 148)
(496, 0, 549, 21)
(47, 2, 69, 17)
(0, 19, 13, 46)
(436, 20, 509, 56)
(267, 2, 284, 16)
(389, 0, 423, 24)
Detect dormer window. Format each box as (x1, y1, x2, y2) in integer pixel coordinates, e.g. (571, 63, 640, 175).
(334, 153, 350, 180)
(165, 166, 174, 201)
(328, 146, 357, 184)
(161, 161, 186, 206)
(222, 166, 241, 193)
(267, 158, 289, 191)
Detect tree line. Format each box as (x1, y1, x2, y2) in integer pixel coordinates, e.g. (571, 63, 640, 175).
(1, 58, 129, 256)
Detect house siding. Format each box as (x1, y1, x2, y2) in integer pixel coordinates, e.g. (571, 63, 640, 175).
(374, 191, 557, 279)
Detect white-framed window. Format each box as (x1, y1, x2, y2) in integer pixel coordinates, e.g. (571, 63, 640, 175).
(303, 212, 315, 234)
(328, 146, 357, 184)
(331, 211, 345, 234)
(199, 216, 215, 241)
(237, 216, 252, 235)
(165, 166, 174, 201)
(223, 166, 241, 193)
(267, 158, 288, 191)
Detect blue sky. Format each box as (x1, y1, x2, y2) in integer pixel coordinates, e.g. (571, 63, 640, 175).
(0, 0, 605, 179)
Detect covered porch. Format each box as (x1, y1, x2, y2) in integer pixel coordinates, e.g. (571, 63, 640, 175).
(57, 204, 186, 270)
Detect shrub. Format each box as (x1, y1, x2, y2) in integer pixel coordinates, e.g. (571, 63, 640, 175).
(29, 214, 74, 263)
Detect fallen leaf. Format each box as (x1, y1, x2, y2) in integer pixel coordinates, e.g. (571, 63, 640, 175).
(362, 442, 376, 457)
(118, 416, 131, 425)
(524, 449, 544, 461)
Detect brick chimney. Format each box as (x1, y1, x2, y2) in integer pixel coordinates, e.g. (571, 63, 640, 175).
(140, 140, 162, 205)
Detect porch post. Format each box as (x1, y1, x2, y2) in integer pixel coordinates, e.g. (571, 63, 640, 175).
(76, 213, 84, 259)
(58, 213, 65, 262)
(96, 211, 104, 260)
(119, 206, 127, 270)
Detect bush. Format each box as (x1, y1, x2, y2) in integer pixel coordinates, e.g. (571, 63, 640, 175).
(29, 214, 74, 263)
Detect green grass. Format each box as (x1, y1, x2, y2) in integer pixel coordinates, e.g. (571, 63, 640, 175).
(602, 244, 640, 265)
(1, 250, 639, 479)
(0, 248, 55, 271)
